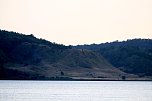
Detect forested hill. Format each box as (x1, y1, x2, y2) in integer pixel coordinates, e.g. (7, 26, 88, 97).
(0, 30, 70, 65)
(0, 30, 128, 80)
(75, 39, 152, 50)
(75, 39, 152, 76)
(0, 30, 71, 79)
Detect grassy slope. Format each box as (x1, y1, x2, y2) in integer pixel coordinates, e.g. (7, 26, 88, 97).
(4, 48, 140, 80)
(0, 30, 151, 80)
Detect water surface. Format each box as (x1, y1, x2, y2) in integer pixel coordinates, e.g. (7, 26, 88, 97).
(0, 81, 152, 101)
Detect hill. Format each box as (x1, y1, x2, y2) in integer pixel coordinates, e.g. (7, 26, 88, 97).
(0, 30, 137, 80)
(75, 39, 152, 77)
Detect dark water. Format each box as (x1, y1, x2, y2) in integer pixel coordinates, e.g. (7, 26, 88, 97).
(0, 81, 152, 101)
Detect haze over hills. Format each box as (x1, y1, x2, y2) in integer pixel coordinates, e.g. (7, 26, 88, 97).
(0, 30, 151, 80)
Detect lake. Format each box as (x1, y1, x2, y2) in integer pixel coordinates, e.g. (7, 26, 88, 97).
(0, 81, 152, 101)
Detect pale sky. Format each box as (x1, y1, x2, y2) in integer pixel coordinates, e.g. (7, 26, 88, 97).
(0, 0, 152, 45)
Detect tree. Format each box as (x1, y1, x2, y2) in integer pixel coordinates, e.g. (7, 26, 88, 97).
(61, 71, 64, 76)
(122, 76, 126, 80)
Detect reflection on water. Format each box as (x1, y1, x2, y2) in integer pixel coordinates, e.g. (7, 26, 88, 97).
(0, 81, 152, 101)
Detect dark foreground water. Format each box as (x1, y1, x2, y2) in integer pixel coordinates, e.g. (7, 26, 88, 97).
(0, 81, 152, 101)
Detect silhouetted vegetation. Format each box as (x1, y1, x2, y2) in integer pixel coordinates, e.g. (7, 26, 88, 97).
(1, 29, 152, 80)
(122, 76, 126, 80)
(75, 39, 152, 76)
(0, 30, 70, 64)
(0, 30, 71, 79)
(61, 71, 64, 76)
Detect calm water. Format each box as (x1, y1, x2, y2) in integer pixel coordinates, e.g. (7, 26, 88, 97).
(0, 81, 152, 101)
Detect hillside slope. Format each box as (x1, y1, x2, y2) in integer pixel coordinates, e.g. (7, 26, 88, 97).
(75, 39, 152, 77)
(0, 30, 136, 80)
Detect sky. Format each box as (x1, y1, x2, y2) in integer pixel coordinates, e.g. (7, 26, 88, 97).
(0, 0, 152, 45)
